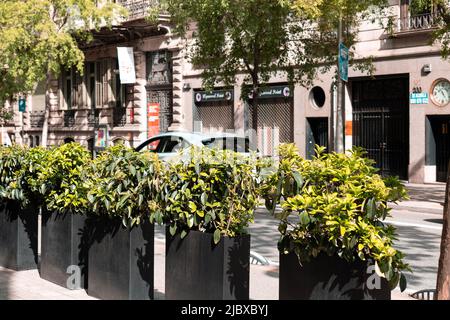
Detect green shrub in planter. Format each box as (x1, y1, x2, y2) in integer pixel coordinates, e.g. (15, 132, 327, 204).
(34, 143, 91, 214)
(261, 144, 411, 298)
(163, 146, 260, 300)
(0, 145, 39, 270)
(85, 144, 164, 299)
(32, 143, 92, 288)
(163, 146, 260, 243)
(86, 144, 165, 225)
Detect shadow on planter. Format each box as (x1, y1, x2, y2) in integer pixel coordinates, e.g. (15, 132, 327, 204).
(0, 201, 38, 271)
(86, 216, 154, 300)
(39, 210, 89, 289)
(166, 229, 250, 300)
(279, 252, 391, 300)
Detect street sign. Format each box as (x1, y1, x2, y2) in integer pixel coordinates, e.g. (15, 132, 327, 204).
(410, 92, 429, 104)
(18, 98, 26, 112)
(339, 43, 349, 82)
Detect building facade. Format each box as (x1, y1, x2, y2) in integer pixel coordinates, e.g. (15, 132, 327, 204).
(6, 0, 450, 184)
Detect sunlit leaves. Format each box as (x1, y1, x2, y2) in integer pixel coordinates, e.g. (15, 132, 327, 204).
(261, 143, 410, 288)
(161, 146, 260, 244)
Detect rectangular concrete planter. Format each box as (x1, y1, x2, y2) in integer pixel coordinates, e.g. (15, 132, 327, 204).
(40, 211, 88, 289)
(279, 252, 391, 300)
(0, 201, 38, 271)
(165, 229, 250, 300)
(87, 217, 154, 300)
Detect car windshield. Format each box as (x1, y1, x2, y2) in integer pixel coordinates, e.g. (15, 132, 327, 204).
(202, 137, 252, 153)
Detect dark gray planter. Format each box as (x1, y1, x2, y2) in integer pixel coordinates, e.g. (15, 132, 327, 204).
(87, 217, 154, 300)
(279, 252, 391, 300)
(40, 210, 88, 289)
(166, 229, 250, 300)
(0, 201, 38, 271)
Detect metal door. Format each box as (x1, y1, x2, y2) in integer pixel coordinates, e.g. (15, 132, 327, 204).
(352, 76, 409, 179)
(306, 118, 329, 160)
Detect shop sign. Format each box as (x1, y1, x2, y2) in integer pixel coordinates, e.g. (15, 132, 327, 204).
(410, 92, 429, 104)
(195, 90, 233, 103)
(248, 86, 292, 99)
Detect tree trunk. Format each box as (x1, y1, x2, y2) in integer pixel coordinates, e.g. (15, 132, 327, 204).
(436, 159, 450, 300)
(41, 72, 51, 148)
(250, 82, 259, 153)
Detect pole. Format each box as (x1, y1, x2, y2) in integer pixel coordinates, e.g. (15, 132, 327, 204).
(336, 15, 345, 154)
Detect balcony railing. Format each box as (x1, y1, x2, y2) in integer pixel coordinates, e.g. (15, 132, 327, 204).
(30, 111, 45, 128)
(113, 107, 127, 127)
(64, 110, 76, 127)
(117, 0, 163, 21)
(88, 109, 100, 127)
(398, 12, 438, 32)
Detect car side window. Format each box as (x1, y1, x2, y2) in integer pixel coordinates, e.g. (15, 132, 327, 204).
(136, 138, 162, 152)
(161, 136, 190, 153)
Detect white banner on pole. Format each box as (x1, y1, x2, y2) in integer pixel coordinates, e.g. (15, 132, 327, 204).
(117, 47, 136, 84)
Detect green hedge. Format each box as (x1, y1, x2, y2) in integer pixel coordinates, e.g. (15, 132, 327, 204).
(0, 142, 410, 290)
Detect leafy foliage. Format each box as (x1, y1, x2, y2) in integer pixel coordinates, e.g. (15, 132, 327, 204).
(86, 145, 165, 228)
(0, 144, 28, 204)
(163, 0, 388, 99)
(261, 144, 410, 291)
(0, 0, 126, 124)
(31, 143, 91, 214)
(162, 146, 261, 244)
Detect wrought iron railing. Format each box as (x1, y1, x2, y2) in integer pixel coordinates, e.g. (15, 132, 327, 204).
(64, 110, 76, 127)
(117, 0, 164, 21)
(87, 109, 100, 127)
(399, 12, 438, 31)
(30, 111, 45, 128)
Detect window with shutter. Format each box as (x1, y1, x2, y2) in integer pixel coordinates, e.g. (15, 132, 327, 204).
(71, 68, 78, 109)
(102, 59, 109, 106)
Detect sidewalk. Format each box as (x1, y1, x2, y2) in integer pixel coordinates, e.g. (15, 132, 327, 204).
(0, 238, 415, 300)
(390, 183, 446, 215)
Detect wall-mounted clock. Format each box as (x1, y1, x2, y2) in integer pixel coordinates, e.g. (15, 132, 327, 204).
(431, 78, 450, 107)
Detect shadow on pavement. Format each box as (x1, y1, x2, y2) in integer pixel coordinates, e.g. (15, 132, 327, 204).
(393, 224, 440, 291)
(248, 209, 281, 264)
(406, 184, 445, 205)
(0, 268, 12, 300)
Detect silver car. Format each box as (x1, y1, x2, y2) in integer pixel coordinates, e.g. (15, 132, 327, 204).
(135, 131, 254, 161)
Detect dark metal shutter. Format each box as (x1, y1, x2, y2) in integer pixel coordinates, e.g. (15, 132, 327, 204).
(248, 98, 294, 156)
(193, 101, 234, 133)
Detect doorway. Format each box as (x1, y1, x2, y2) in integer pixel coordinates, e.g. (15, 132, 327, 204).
(306, 117, 329, 160)
(428, 116, 450, 182)
(352, 76, 409, 179)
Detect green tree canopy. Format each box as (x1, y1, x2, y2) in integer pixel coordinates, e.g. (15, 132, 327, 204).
(164, 0, 388, 98)
(0, 0, 125, 140)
